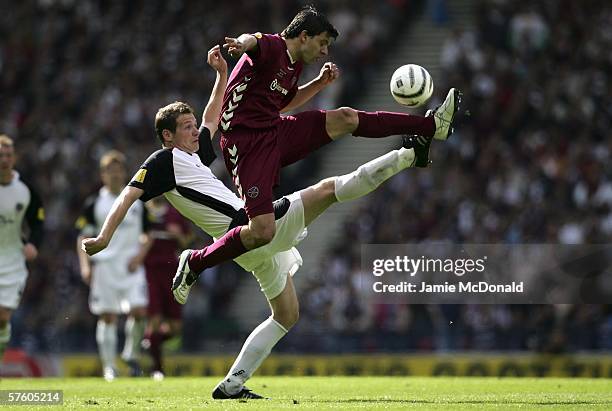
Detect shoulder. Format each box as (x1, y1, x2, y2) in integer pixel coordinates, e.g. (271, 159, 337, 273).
(143, 148, 173, 166)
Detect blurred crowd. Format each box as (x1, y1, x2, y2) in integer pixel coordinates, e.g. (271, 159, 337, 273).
(4, 0, 611, 355)
(294, 0, 612, 353)
(1, 0, 411, 352)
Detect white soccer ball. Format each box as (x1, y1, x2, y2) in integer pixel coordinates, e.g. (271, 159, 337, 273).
(390, 64, 434, 107)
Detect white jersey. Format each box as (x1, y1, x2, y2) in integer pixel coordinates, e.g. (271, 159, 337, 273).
(0, 171, 44, 282)
(128, 127, 248, 239)
(128, 127, 304, 265)
(76, 186, 148, 263)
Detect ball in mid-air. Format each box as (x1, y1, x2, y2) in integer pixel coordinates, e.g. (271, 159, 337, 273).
(390, 64, 433, 107)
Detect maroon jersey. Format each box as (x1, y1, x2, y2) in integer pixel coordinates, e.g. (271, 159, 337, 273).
(219, 33, 304, 132)
(145, 205, 189, 266)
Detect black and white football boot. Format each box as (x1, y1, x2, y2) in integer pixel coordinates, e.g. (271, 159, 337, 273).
(432, 88, 462, 140)
(171, 249, 199, 304)
(402, 133, 432, 168)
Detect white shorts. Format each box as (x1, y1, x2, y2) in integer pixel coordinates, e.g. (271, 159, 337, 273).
(0, 268, 28, 310)
(89, 260, 148, 315)
(234, 192, 306, 300)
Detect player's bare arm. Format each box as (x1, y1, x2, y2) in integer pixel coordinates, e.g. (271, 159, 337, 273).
(223, 34, 258, 58)
(76, 235, 92, 285)
(81, 186, 144, 255)
(281, 62, 339, 113)
(202, 45, 228, 137)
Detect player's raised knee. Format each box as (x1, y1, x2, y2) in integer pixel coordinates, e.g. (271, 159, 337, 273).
(326, 107, 359, 138)
(250, 224, 276, 246)
(275, 306, 299, 330)
(336, 107, 358, 128)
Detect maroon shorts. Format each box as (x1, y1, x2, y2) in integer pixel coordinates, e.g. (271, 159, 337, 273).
(220, 110, 332, 218)
(145, 261, 182, 320)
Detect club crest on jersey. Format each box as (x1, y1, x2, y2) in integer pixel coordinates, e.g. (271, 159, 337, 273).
(16, 203, 23, 211)
(270, 79, 289, 96)
(247, 186, 259, 198)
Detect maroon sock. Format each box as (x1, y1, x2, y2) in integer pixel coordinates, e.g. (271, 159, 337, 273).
(353, 111, 435, 138)
(149, 331, 172, 373)
(188, 226, 247, 273)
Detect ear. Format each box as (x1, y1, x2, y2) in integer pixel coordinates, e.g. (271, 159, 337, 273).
(299, 30, 309, 43)
(162, 129, 173, 145)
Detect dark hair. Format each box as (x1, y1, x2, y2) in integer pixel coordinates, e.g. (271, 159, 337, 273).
(281, 5, 339, 39)
(154, 101, 195, 146)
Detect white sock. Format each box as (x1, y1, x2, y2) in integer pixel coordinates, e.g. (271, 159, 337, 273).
(221, 317, 288, 394)
(334, 148, 415, 202)
(96, 320, 117, 370)
(0, 323, 10, 361)
(121, 317, 145, 361)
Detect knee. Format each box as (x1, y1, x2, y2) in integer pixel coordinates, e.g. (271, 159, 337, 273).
(336, 107, 359, 128)
(318, 179, 337, 200)
(274, 307, 299, 330)
(0, 309, 11, 326)
(250, 224, 276, 246)
(100, 314, 117, 324)
(130, 308, 147, 321)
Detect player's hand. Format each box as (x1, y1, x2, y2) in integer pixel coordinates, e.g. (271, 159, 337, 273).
(317, 62, 339, 86)
(127, 255, 141, 273)
(81, 236, 108, 256)
(23, 243, 38, 261)
(207, 45, 227, 74)
(223, 37, 246, 58)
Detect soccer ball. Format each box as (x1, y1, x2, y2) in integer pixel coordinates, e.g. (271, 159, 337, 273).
(390, 64, 434, 107)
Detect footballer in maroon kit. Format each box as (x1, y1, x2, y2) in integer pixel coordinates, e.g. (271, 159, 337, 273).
(143, 197, 192, 377)
(183, 6, 461, 290)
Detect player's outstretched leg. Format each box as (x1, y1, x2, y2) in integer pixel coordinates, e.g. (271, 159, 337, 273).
(327, 88, 461, 141)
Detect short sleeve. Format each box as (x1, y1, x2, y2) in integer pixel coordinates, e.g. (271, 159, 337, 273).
(197, 125, 216, 166)
(22, 179, 44, 248)
(247, 33, 282, 66)
(75, 196, 97, 237)
(128, 149, 176, 202)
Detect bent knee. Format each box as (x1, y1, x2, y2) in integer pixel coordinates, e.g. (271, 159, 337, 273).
(274, 308, 299, 330)
(317, 179, 337, 199)
(251, 225, 276, 246)
(0, 309, 11, 324)
(99, 314, 117, 324)
(336, 107, 358, 126)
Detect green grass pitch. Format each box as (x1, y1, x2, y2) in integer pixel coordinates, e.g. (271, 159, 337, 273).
(2, 377, 612, 410)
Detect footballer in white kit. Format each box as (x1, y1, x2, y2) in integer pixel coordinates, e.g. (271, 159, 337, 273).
(76, 186, 149, 315)
(0, 135, 44, 363)
(76, 150, 151, 381)
(126, 128, 306, 302)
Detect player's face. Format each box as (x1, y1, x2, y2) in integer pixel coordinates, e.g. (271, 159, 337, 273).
(100, 162, 127, 191)
(172, 113, 200, 154)
(0, 144, 16, 175)
(301, 32, 332, 64)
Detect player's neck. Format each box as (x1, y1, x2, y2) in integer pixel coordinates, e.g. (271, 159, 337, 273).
(0, 169, 14, 185)
(283, 38, 301, 63)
